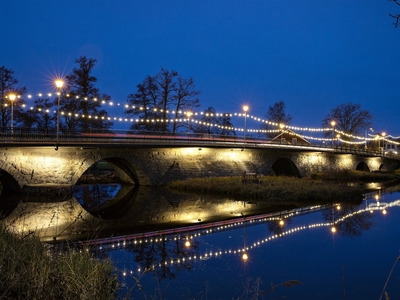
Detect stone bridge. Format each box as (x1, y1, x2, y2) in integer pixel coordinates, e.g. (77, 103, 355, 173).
(0, 142, 399, 194)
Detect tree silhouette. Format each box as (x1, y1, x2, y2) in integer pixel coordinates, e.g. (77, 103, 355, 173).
(60, 56, 113, 133)
(0, 66, 27, 130)
(126, 68, 200, 133)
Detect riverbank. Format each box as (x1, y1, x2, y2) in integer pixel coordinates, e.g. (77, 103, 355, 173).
(0, 226, 118, 299)
(168, 170, 400, 204)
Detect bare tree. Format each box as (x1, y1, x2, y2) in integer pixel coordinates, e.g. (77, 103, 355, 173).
(322, 102, 373, 137)
(171, 76, 200, 133)
(389, 0, 400, 27)
(0, 66, 27, 130)
(125, 68, 201, 133)
(260, 101, 292, 137)
(18, 97, 55, 133)
(61, 56, 112, 133)
(193, 107, 235, 136)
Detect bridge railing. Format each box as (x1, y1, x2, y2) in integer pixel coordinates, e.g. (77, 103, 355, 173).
(0, 127, 398, 159)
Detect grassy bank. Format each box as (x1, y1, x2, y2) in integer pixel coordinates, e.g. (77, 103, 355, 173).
(0, 226, 118, 300)
(168, 171, 400, 204)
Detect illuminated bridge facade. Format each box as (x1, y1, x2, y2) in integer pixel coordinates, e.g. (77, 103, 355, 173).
(0, 133, 399, 194)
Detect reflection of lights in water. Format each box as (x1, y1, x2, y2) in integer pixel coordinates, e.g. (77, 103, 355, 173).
(107, 199, 400, 278)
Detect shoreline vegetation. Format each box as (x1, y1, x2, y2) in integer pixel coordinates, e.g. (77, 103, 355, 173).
(168, 170, 400, 204)
(0, 225, 118, 299)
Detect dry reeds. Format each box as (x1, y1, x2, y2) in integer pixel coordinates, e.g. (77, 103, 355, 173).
(0, 226, 118, 300)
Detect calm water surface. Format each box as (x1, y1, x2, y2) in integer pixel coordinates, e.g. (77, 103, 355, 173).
(109, 192, 400, 299)
(1, 184, 400, 299)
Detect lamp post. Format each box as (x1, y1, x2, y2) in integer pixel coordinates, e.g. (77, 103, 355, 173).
(187, 111, 193, 137)
(330, 120, 336, 148)
(8, 93, 16, 134)
(55, 79, 64, 150)
(365, 127, 373, 149)
(243, 105, 249, 143)
(381, 132, 386, 153)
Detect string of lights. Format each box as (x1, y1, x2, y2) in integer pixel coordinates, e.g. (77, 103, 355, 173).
(3, 92, 400, 144)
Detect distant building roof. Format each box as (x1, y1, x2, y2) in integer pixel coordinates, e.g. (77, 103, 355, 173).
(271, 129, 311, 145)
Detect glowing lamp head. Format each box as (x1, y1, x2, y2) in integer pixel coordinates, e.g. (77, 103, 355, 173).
(279, 123, 285, 129)
(382, 132, 386, 137)
(279, 219, 285, 226)
(187, 111, 193, 118)
(331, 120, 336, 127)
(185, 240, 191, 247)
(242, 252, 249, 261)
(55, 79, 64, 89)
(243, 105, 249, 112)
(331, 226, 337, 233)
(8, 94, 16, 101)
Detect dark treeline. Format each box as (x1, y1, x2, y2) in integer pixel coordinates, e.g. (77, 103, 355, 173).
(1, 59, 374, 138)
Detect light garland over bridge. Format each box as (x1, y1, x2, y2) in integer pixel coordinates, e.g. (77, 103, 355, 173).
(4, 91, 400, 147)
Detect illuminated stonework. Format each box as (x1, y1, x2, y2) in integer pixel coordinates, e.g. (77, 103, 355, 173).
(0, 146, 397, 192)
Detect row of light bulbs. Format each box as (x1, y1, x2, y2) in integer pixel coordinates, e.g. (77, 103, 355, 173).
(12, 106, 400, 146)
(4, 91, 400, 144)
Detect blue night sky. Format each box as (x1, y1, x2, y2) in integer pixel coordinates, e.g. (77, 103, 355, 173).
(1, 1, 399, 133)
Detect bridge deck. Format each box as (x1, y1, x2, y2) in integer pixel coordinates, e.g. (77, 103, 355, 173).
(0, 131, 398, 159)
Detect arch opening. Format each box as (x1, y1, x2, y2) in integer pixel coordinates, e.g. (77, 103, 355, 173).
(74, 158, 141, 219)
(271, 158, 301, 178)
(77, 158, 138, 185)
(0, 169, 22, 219)
(356, 162, 370, 172)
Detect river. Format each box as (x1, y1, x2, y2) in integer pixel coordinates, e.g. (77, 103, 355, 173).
(1, 182, 400, 299)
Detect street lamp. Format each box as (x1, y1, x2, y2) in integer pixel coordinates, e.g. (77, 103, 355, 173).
(243, 105, 249, 143)
(365, 127, 373, 149)
(330, 120, 336, 148)
(8, 93, 16, 133)
(187, 111, 193, 137)
(381, 132, 386, 153)
(55, 79, 64, 150)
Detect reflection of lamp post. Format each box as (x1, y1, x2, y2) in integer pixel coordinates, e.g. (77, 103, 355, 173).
(184, 238, 191, 248)
(187, 111, 193, 137)
(55, 79, 64, 150)
(243, 105, 249, 142)
(330, 120, 336, 148)
(242, 215, 248, 262)
(8, 93, 16, 133)
(331, 205, 336, 233)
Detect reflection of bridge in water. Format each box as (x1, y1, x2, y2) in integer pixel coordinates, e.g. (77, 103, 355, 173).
(84, 194, 399, 264)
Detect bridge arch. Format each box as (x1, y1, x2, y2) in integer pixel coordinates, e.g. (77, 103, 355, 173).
(72, 153, 152, 186)
(356, 162, 370, 172)
(0, 169, 22, 193)
(271, 158, 301, 177)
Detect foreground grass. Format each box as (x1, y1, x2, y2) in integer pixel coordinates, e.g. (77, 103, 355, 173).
(168, 171, 400, 204)
(0, 226, 118, 300)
